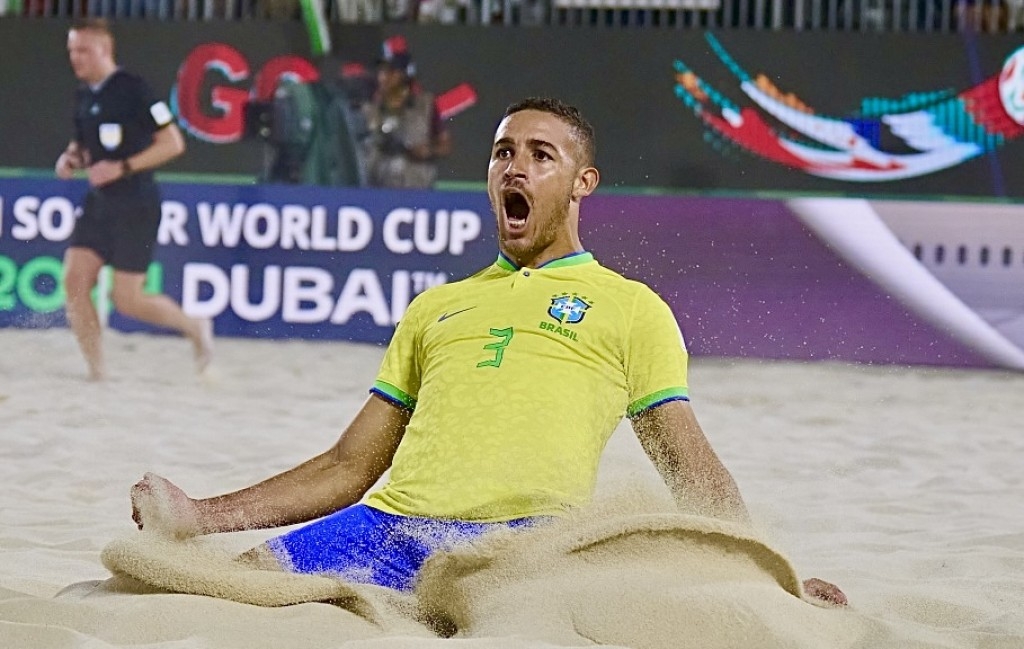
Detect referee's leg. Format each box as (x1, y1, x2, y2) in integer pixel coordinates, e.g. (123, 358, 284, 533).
(110, 270, 214, 373)
(63, 246, 107, 381)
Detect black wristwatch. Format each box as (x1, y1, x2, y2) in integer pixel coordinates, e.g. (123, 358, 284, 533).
(121, 158, 133, 177)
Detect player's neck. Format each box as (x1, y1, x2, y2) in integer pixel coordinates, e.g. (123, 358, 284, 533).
(501, 241, 584, 269)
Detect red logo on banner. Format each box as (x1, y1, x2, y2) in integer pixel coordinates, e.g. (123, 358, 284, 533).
(172, 43, 319, 144)
(170, 42, 478, 144)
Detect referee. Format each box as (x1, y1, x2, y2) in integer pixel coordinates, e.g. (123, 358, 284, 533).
(55, 19, 213, 381)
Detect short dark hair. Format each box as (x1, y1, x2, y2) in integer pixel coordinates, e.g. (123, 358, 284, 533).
(70, 18, 113, 37)
(503, 97, 596, 167)
(69, 18, 115, 56)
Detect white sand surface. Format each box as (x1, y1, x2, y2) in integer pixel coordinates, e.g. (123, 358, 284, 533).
(1, 327, 1023, 648)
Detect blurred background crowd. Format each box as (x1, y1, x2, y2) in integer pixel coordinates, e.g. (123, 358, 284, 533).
(1, 0, 1020, 33)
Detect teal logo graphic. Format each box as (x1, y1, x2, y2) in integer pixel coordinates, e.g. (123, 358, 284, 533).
(673, 34, 1024, 182)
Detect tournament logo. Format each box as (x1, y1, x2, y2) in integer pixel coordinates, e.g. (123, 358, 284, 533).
(673, 34, 1024, 182)
(548, 293, 591, 324)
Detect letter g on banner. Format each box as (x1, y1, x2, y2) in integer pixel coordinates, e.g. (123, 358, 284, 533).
(174, 44, 251, 144)
(173, 43, 320, 144)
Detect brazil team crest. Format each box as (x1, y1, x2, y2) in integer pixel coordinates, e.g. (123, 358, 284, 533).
(548, 293, 591, 324)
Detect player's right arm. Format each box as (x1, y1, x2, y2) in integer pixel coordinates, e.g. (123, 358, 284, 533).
(55, 140, 85, 179)
(130, 394, 410, 538)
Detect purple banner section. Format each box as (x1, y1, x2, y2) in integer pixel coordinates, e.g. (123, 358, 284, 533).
(581, 195, 997, 369)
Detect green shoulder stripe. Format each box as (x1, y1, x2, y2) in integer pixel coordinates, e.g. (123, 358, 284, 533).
(371, 380, 417, 411)
(627, 387, 690, 418)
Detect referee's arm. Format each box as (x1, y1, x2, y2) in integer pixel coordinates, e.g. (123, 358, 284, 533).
(87, 124, 185, 187)
(55, 140, 86, 179)
(123, 122, 185, 175)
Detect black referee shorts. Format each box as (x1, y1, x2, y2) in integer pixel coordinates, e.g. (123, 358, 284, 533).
(69, 186, 162, 273)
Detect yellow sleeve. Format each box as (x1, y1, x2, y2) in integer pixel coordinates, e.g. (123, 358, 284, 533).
(624, 287, 690, 418)
(371, 294, 426, 410)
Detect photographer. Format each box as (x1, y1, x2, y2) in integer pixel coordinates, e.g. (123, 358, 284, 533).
(361, 49, 452, 189)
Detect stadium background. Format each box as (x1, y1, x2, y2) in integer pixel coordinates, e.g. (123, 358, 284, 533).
(0, 9, 1021, 369)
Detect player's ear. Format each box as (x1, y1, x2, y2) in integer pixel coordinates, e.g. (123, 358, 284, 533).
(572, 166, 600, 201)
(101, 33, 115, 57)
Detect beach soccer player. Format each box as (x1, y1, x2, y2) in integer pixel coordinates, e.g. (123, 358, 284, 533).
(130, 96, 846, 606)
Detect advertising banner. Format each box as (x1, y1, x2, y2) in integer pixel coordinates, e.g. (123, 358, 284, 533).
(3, 178, 1022, 370)
(1, 22, 1021, 198)
(0, 179, 495, 343)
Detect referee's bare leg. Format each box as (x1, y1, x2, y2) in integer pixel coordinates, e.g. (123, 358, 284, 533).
(64, 247, 215, 379)
(64, 247, 107, 381)
(110, 269, 215, 374)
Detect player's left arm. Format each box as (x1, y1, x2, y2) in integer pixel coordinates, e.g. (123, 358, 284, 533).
(624, 290, 746, 520)
(630, 399, 750, 524)
(631, 400, 848, 606)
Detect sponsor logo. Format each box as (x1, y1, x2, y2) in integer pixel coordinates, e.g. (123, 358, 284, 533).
(438, 306, 476, 322)
(173, 43, 319, 144)
(674, 34, 1024, 182)
(172, 43, 478, 145)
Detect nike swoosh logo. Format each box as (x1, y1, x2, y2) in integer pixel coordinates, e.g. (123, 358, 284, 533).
(438, 306, 477, 322)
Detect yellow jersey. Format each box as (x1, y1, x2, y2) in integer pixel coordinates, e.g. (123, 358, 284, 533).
(365, 251, 689, 521)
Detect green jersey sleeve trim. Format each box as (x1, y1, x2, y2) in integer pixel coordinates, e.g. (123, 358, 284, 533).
(627, 387, 690, 418)
(371, 380, 417, 411)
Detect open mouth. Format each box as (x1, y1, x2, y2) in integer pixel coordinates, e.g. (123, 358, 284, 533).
(503, 191, 530, 230)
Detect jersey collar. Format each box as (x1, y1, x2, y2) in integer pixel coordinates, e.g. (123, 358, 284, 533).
(496, 250, 594, 272)
(87, 67, 121, 93)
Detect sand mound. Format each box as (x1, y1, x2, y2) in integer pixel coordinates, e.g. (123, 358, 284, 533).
(100, 494, 889, 649)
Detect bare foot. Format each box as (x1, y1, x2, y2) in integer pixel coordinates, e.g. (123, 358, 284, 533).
(191, 318, 215, 374)
(85, 356, 107, 382)
(803, 577, 848, 606)
(130, 472, 202, 539)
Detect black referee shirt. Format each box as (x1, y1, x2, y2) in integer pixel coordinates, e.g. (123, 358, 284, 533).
(74, 68, 174, 195)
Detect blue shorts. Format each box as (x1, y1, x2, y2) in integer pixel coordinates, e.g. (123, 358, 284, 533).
(265, 504, 542, 591)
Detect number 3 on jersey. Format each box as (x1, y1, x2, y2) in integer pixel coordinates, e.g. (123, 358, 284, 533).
(477, 327, 514, 368)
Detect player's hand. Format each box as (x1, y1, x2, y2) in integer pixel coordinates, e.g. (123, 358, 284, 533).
(130, 472, 202, 539)
(87, 159, 126, 187)
(802, 577, 848, 606)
